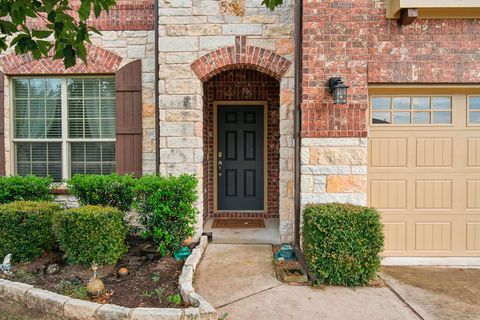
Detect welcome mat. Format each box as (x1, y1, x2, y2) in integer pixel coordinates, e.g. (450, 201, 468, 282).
(212, 218, 266, 229)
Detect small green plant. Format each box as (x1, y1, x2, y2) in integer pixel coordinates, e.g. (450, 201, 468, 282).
(133, 174, 198, 256)
(154, 288, 165, 297)
(0, 176, 53, 204)
(0, 201, 61, 262)
(68, 174, 136, 212)
(140, 290, 153, 298)
(152, 272, 161, 283)
(167, 293, 182, 305)
(56, 280, 89, 300)
(52, 205, 128, 265)
(302, 203, 384, 287)
(12, 269, 35, 284)
(219, 313, 230, 320)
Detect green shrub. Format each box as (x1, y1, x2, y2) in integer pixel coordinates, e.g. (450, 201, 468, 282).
(52, 205, 128, 265)
(0, 176, 53, 204)
(134, 175, 198, 256)
(0, 201, 61, 262)
(67, 174, 136, 212)
(302, 203, 384, 287)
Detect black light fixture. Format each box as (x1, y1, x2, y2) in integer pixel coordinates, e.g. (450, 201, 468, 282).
(328, 77, 349, 104)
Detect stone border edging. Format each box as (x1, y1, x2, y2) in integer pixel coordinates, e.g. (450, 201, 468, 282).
(0, 235, 217, 320)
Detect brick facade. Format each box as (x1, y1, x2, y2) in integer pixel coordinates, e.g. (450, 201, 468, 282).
(0, 45, 122, 75)
(26, 0, 155, 31)
(203, 69, 280, 219)
(301, 0, 480, 138)
(300, 0, 480, 211)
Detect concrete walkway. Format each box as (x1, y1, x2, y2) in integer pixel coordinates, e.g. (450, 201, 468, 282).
(382, 267, 480, 320)
(194, 244, 418, 320)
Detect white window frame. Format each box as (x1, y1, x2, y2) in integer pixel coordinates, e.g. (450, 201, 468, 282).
(370, 94, 454, 127)
(11, 76, 116, 181)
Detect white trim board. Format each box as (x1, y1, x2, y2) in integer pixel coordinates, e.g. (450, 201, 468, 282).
(382, 257, 480, 267)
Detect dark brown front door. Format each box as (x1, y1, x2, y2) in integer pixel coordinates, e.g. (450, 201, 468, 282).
(217, 105, 264, 211)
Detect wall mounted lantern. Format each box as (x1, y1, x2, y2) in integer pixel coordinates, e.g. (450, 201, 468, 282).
(328, 77, 349, 104)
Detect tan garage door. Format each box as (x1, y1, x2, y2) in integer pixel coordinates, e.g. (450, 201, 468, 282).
(368, 90, 480, 257)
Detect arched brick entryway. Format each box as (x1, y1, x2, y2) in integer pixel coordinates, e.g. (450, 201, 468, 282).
(191, 38, 295, 242)
(0, 45, 122, 74)
(191, 36, 291, 81)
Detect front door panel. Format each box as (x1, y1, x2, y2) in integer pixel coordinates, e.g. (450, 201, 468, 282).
(218, 105, 264, 211)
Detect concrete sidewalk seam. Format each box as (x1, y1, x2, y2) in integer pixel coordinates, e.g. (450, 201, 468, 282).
(216, 283, 284, 309)
(382, 278, 424, 320)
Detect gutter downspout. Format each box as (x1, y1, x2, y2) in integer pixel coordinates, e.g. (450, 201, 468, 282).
(294, 0, 303, 250)
(154, 0, 160, 175)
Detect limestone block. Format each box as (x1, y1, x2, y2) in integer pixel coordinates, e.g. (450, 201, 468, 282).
(160, 64, 193, 79)
(301, 165, 351, 175)
(160, 149, 194, 163)
(64, 298, 102, 320)
(193, 1, 220, 15)
(0, 281, 33, 303)
(95, 304, 131, 320)
(167, 137, 203, 148)
(327, 175, 367, 193)
(309, 147, 367, 166)
(166, 110, 202, 122)
(220, 0, 245, 16)
(166, 52, 198, 64)
(160, 16, 208, 25)
(165, 79, 201, 94)
(25, 288, 71, 315)
(183, 308, 201, 320)
(263, 24, 294, 38)
(160, 122, 194, 137)
(130, 308, 183, 320)
(160, 95, 197, 110)
(159, 37, 198, 52)
(159, 8, 192, 16)
(199, 36, 235, 51)
(222, 24, 262, 35)
(160, 0, 192, 8)
(302, 138, 360, 147)
(244, 15, 277, 24)
(127, 45, 146, 59)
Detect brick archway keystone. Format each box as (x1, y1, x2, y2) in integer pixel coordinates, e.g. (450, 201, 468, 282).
(0, 45, 122, 75)
(191, 36, 292, 81)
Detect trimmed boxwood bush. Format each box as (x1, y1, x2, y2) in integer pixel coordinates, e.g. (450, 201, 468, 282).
(0, 201, 61, 262)
(67, 174, 136, 212)
(0, 176, 53, 204)
(52, 205, 128, 265)
(133, 174, 198, 256)
(302, 203, 384, 287)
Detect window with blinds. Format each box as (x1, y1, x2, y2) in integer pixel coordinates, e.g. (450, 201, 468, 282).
(12, 77, 116, 182)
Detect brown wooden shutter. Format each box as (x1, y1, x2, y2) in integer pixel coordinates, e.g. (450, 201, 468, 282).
(0, 71, 5, 176)
(115, 60, 143, 177)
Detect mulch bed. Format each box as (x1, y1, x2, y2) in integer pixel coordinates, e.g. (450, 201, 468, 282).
(0, 236, 188, 308)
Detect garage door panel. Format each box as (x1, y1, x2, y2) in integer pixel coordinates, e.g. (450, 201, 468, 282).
(466, 223, 480, 251)
(415, 222, 452, 251)
(369, 138, 407, 167)
(416, 138, 452, 167)
(415, 180, 452, 209)
(370, 180, 407, 209)
(467, 138, 480, 167)
(384, 222, 407, 252)
(467, 180, 480, 209)
(369, 93, 480, 257)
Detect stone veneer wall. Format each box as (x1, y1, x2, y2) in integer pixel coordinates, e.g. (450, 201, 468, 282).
(300, 138, 367, 209)
(158, 0, 295, 242)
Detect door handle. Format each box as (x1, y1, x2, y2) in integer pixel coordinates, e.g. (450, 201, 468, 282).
(218, 160, 222, 176)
